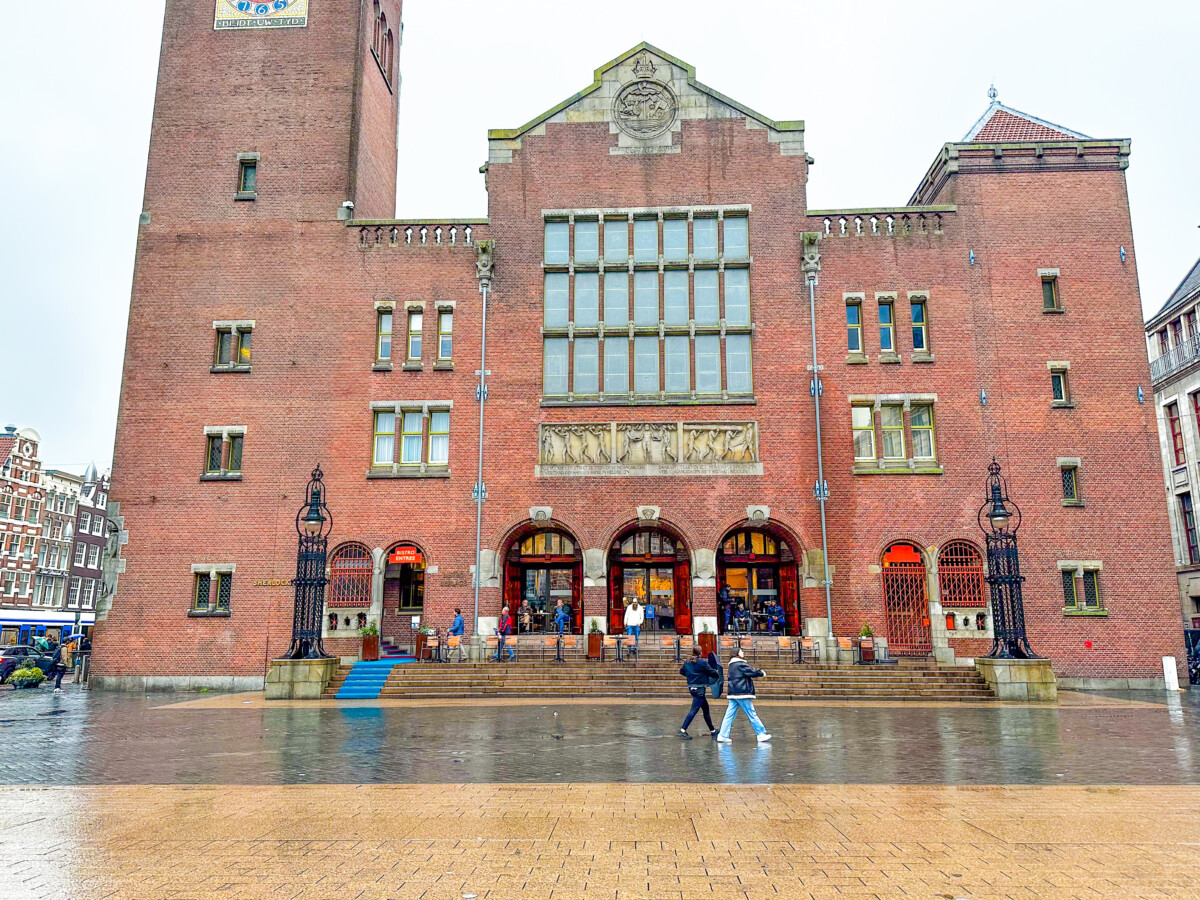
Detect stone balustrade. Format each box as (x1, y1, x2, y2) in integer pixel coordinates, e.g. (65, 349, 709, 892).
(355, 220, 487, 249)
(810, 206, 955, 239)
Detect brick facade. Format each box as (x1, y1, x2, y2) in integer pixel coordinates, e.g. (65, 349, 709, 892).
(94, 9, 1184, 688)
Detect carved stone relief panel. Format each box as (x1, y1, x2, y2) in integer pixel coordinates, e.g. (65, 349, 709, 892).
(537, 422, 762, 477)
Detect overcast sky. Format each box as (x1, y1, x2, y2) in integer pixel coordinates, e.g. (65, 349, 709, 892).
(2, 1, 1198, 474)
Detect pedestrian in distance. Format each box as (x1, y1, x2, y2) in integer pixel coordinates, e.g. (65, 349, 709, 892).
(623, 599, 645, 656)
(679, 647, 719, 738)
(553, 599, 571, 635)
(447, 608, 466, 661)
(494, 606, 516, 662)
(50, 639, 72, 693)
(716, 649, 771, 744)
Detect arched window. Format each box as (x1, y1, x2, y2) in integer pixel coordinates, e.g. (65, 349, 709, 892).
(608, 526, 691, 635)
(373, 1, 381, 56)
(378, 13, 387, 60)
(328, 543, 372, 607)
(505, 529, 582, 633)
(716, 528, 800, 635)
(938, 540, 985, 608)
(385, 29, 394, 82)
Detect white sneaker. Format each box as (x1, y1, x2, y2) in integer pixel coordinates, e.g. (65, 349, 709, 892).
(756, 733, 772, 743)
(716, 735, 732, 743)
(53, 688, 64, 694)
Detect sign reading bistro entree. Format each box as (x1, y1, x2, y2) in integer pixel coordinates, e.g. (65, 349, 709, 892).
(389, 546, 423, 566)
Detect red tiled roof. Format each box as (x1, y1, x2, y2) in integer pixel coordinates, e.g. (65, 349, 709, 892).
(974, 108, 1074, 142)
(0, 437, 15, 463)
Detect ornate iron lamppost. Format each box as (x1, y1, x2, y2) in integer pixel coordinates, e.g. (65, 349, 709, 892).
(977, 458, 1040, 659)
(283, 465, 333, 660)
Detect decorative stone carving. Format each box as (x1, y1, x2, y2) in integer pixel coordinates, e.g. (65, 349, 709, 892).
(746, 505, 770, 523)
(529, 506, 552, 523)
(613, 74, 678, 140)
(537, 422, 762, 477)
(802, 232, 821, 279)
(693, 548, 716, 584)
(475, 239, 496, 285)
(583, 548, 606, 585)
(637, 505, 661, 523)
(477, 549, 500, 588)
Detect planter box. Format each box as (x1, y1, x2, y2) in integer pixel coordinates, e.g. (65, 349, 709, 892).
(698, 633, 717, 657)
(859, 639, 875, 663)
(587, 633, 603, 659)
(361, 634, 380, 662)
(414, 633, 428, 661)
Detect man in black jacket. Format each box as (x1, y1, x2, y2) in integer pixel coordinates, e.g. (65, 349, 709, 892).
(716, 650, 771, 743)
(678, 647, 720, 738)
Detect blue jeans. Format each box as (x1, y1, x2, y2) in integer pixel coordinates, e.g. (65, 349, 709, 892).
(718, 698, 767, 739)
(493, 634, 515, 660)
(628, 625, 641, 643)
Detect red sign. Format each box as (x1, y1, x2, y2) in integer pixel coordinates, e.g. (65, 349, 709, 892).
(389, 546, 423, 566)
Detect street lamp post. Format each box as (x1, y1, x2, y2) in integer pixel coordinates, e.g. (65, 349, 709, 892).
(282, 465, 333, 660)
(977, 458, 1040, 660)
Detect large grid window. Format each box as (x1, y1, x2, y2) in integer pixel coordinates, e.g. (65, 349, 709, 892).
(1181, 493, 1199, 565)
(541, 211, 752, 401)
(370, 407, 452, 472)
(850, 400, 940, 468)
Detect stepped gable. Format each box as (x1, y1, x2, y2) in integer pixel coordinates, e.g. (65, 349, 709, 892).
(962, 100, 1090, 143)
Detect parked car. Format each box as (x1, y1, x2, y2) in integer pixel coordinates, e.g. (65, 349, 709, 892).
(0, 645, 56, 684)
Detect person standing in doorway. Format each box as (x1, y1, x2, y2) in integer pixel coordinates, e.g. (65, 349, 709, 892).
(448, 608, 466, 662)
(679, 647, 719, 738)
(716, 649, 771, 744)
(494, 606, 516, 662)
(624, 599, 645, 656)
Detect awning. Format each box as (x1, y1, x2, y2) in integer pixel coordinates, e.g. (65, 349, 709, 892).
(0, 610, 96, 626)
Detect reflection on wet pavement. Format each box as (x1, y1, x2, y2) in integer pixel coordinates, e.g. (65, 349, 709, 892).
(0, 688, 1197, 785)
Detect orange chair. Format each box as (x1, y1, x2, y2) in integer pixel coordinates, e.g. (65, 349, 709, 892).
(837, 636, 858, 664)
(776, 635, 796, 665)
(800, 636, 821, 664)
(561, 634, 579, 660)
(541, 634, 560, 663)
(445, 635, 465, 662)
(659, 634, 678, 662)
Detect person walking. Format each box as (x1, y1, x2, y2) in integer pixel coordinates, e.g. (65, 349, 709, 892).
(716, 649, 771, 744)
(447, 608, 466, 662)
(623, 599, 645, 656)
(678, 647, 719, 738)
(50, 639, 72, 693)
(553, 599, 571, 635)
(494, 606, 516, 662)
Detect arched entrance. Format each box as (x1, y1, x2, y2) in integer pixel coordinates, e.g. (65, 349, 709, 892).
(716, 528, 800, 635)
(382, 543, 426, 646)
(881, 541, 932, 656)
(503, 528, 583, 634)
(608, 526, 691, 634)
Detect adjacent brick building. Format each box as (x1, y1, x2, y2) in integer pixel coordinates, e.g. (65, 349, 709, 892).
(0, 425, 47, 642)
(94, 2, 1184, 690)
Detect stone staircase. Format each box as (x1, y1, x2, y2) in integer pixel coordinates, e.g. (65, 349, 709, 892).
(323, 657, 995, 701)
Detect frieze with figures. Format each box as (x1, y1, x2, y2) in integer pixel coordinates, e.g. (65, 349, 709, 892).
(536, 422, 761, 477)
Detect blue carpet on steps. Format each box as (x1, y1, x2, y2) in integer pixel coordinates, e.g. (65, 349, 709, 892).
(335, 658, 415, 699)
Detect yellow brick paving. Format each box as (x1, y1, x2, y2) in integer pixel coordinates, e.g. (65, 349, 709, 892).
(2, 784, 1198, 899)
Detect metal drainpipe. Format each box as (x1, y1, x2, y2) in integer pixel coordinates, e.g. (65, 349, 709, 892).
(472, 279, 490, 652)
(807, 271, 835, 649)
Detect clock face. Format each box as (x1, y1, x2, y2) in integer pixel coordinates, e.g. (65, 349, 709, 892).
(21, 443, 32, 456)
(214, 0, 309, 30)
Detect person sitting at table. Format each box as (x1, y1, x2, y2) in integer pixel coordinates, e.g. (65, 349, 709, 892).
(553, 599, 571, 635)
(518, 600, 534, 634)
(733, 603, 751, 633)
(766, 601, 785, 634)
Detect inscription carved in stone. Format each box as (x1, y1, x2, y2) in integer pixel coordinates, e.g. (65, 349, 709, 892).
(538, 422, 761, 477)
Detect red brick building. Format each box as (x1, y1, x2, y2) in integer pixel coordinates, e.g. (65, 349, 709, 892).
(94, 2, 1183, 690)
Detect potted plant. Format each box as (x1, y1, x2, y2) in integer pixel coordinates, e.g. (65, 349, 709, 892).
(858, 622, 875, 663)
(698, 621, 717, 657)
(587, 618, 603, 659)
(360, 622, 380, 661)
(9, 663, 46, 689)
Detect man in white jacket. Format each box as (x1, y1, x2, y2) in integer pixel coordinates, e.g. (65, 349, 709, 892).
(624, 599, 645, 655)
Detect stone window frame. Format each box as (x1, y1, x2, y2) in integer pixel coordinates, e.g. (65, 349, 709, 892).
(434, 300, 456, 371)
(235, 152, 259, 202)
(844, 293, 866, 363)
(1039, 268, 1063, 313)
(201, 426, 247, 482)
(212, 320, 255, 373)
(373, 300, 395, 371)
(1058, 560, 1106, 616)
(403, 301, 425, 371)
(908, 291, 934, 363)
(539, 206, 756, 408)
(848, 394, 943, 475)
(189, 563, 235, 618)
(1048, 360, 1074, 408)
(367, 400, 453, 479)
(875, 292, 899, 364)
(1058, 456, 1084, 507)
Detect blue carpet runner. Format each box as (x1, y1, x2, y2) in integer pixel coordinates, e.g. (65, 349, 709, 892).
(335, 658, 414, 699)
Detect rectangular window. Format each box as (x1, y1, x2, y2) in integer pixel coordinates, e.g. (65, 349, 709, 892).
(634, 336, 659, 393)
(193, 572, 232, 613)
(1061, 570, 1077, 609)
(216, 329, 233, 365)
(910, 405, 935, 459)
(377, 312, 393, 360)
(847, 302, 862, 352)
(1061, 465, 1080, 502)
(724, 216, 749, 259)
(693, 218, 718, 260)
(238, 159, 256, 194)
(693, 270, 719, 326)
(1042, 276, 1060, 310)
(725, 269, 750, 326)
(575, 273, 599, 327)
(1188, 311, 1198, 339)
(1159, 329, 1170, 355)
(74, 543, 86, 567)
(851, 407, 875, 459)
(573, 338, 599, 394)
(603, 219, 627, 263)
(725, 334, 752, 394)
(227, 434, 243, 473)
(1168, 402, 1185, 465)
(87, 545, 100, 569)
(1051, 370, 1070, 404)
(373, 411, 395, 464)
(428, 411, 450, 466)
(880, 406, 905, 459)
(911, 299, 928, 351)
(879, 301, 894, 352)
(407, 311, 423, 360)
(544, 221, 569, 264)
(68, 577, 80, 604)
(603, 272, 628, 326)
(663, 218, 688, 261)
(663, 270, 689, 325)
(1173, 319, 1184, 347)
(205, 436, 223, 474)
(82, 579, 96, 608)
(400, 412, 424, 465)
(604, 337, 629, 394)
(237, 329, 251, 365)
(695, 335, 721, 394)
(80, 512, 91, 533)
(1181, 493, 1199, 565)
(574, 220, 598, 264)
(1081, 570, 1101, 609)
(633, 218, 658, 262)
(438, 311, 453, 360)
(664, 336, 690, 393)
(634, 271, 659, 326)
(543, 338, 569, 395)
(214, 328, 250, 366)
(18, 573, 30, 596)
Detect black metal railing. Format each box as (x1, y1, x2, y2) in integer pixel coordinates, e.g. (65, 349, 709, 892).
(1151, 335, 1200, 383)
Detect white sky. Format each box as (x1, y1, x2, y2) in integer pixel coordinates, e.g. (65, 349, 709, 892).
(2, 1, 1198, 473)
